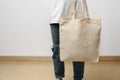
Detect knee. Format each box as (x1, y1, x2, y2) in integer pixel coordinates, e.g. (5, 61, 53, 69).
(51, 44, 59, 58)
(51, 44, 59, 52)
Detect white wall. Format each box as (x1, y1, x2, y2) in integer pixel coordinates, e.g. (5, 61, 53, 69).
(0, 0, 120, 56)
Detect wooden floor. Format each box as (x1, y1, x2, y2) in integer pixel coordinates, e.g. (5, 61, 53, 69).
(0, 60, 120, 80)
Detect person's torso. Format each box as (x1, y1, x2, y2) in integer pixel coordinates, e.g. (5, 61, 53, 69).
(50, 0, 85, 23)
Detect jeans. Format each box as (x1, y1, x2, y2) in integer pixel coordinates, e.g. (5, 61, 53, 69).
(50, 23, 85, 80)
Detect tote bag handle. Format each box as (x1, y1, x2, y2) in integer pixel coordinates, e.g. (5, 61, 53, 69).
(69, 0, 89, 19)
(83, 0, 89, 18)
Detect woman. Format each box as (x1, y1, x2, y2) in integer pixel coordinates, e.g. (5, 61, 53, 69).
(50, 0, 85, 80)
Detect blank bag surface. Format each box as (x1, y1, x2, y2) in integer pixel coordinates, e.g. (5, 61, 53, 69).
(60, 0, 101, 62)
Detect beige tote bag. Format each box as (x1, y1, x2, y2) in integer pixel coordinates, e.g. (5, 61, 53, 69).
(59, 0, 101, 62)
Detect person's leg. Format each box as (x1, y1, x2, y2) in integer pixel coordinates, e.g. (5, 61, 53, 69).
(50, 23, 65, 79)
(73, 61, 85, 80)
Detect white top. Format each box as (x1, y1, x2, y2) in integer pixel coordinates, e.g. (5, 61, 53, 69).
(50, 0, 85, 23)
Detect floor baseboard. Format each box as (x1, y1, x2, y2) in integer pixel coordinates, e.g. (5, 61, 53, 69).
(0, 56, 120, 61)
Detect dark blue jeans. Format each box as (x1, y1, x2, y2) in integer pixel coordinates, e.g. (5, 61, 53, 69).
(50, 23, 85, 80)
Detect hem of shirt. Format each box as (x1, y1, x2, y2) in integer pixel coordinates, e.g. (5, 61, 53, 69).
(49, 20, 60, 24)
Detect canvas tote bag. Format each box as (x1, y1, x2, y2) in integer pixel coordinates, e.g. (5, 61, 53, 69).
(59, 0, 101, 62)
